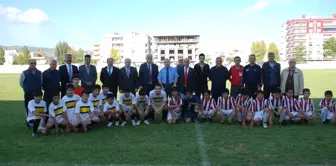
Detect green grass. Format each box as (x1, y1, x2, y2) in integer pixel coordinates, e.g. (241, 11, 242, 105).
(1, 70, 336, 166)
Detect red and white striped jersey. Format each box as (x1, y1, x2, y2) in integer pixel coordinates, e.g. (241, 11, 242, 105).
(298, 98, 315, 112)
(319, 98, 335, 112)
(284, 96, 300, 112)
(252, 98, 271, 112)
(217, 96, 235, 110)
(202, 98, 216, 111)
(168, 96, 182, 107)
(269, 95, 286, 108)
(235, 94, 251, 109)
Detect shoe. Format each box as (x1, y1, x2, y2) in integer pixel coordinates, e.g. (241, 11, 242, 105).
(304, 119, 308, 124)
(144, 120, 150, 125)
(115, 121, 120, 126)
(107, 122, 113, 127)
(132, 120, 136, 126)
(263, 123, 268, 128)
(136, 120, 141, 126)
(121, 121, 127, 127)
(32, 133, 37, 137)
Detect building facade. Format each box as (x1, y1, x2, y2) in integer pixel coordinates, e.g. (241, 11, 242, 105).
(92, 44, 100, 60)
(152, 35, 200, 62)
(281, 14, 336, 60)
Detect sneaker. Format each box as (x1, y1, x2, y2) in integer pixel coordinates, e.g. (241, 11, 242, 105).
(121, 121, 127, 127)
(132, 120, 136, 126)
(107, 122, 113, 127)
(144, 120, 150, 125)
(136, 120, 141, 126)
(263, 123, 268, 128)
(32, 133, 37, 137)
(115, 121, 120, 126)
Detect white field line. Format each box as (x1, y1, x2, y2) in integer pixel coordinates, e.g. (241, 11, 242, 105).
(0, 162, 189, 166)
(194, 123, 211, 166)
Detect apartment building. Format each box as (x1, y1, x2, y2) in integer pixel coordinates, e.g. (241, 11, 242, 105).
(281, 14, 336, 60)
(92, 44, 100, 60)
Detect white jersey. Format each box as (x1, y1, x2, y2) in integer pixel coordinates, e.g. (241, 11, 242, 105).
(62, 94, 81, 117)
(149, 90, 167, 104)
(99, 91, 113, 105)
(89, 93, 102, 112)
(168, 96, 183, 107)
(298, 98, 315, 112)
(135, 95, 150, 107)
(49, 101, 66, 118)
(202, 98, 216, 111)
(103, 100, 120, 112)
(27, 99, 47, 121)
(75, 100, 94, 114)
(119, 93, 136, 109)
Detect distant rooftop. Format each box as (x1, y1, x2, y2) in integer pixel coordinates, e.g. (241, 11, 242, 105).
(152, 34, 200, 37)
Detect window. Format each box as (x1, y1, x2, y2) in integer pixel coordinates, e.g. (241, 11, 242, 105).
(178, 50, 183, 54)
(188, 56, 192, 60)
(161, 56, 165, 61)
(188, 49, 192, 54)
(323, 28, 336, 32)
(169, 50, 174, 54)
(160, 50, 165, 54)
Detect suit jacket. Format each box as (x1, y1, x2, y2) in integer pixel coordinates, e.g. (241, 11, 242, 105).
(79, 64, 97, 87)
(100, 66, 120, 94)
(193, 63, 210, 87)
(59, 64, 79, 96)
(119, 66, 139, 93)
(280, 67, 304, 96)
(177, 66, 195, 92)
(139, 63, 158, 87)
(262, 61, 281, 87)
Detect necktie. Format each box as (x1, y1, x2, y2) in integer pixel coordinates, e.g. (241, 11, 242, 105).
(148, 64, 152, 84)
(184, 67, 188, 87)
(86, 65, 90, 75)
(109, 67, 111, 75)
(166, 67, 169, 84)
(68, 64, 72, 81)
(127, 67, 130, 77)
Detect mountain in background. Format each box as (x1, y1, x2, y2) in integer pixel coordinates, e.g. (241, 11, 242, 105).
(0, 45, 55, 57)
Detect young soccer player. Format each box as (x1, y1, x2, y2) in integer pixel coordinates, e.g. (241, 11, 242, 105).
(217, 88, 236, 124)
(199, 90, 217, 121)
(167, 87, 183, 124)
(119, 89, 138, 126)
(183, 89, 202, 123)
(89, 84, 103, 120)
(298, 88, 316, 124)
(135, 89, 151, 125)
(62, 83, 81, 132)
(103, 93, 120, 127)
(75, 89, 95, 132)
(46, 93, 70, 134)
(269, 88, 287, 125)
(283, 89, 301, 123)
(149, 84, 167, 121)
(72, 74, 84, 96)
(319, 90, 336, 125)
(27, 91, 49, 136)
(99, 85, 113, 106)
(251, 90, 272, 128)
(235, 88, 252, 127)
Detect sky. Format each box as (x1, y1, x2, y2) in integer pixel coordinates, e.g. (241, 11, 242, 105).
(0, 0, 335, 52)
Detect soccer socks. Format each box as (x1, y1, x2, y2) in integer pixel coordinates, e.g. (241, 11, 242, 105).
(279, 111, 285, 123)
(321, 108, 328, 124)
(32, 119, 41, 134)
(263, 112, 269, 123)
(237, 111, 242, 122)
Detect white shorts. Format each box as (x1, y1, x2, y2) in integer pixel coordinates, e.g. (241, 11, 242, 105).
(167, 109, 181, 121)
(271, 107, 282, 112)
(304, 111, 313, 118)
(289, 111, 299, 117)
(327, 112, 334, 120)
(221, 109, 233, 116)
(80, 113, 90, 121)
(122, 107, 133, 113)
(36, 118, 46, 131)
(204, 109, 214, 117)
(253, 110, 264, 120)
(48, 116, 65, 125)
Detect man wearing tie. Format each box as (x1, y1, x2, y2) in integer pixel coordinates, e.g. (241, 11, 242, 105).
(139, 54, 159, 94)
(100, 58, 120, 98)
(158, 59, 179, 97)
(177, 58, 194, 94)
(119, 58, 139, 95)
(79, 55, 97, 92)
(59, 54, 79, 97)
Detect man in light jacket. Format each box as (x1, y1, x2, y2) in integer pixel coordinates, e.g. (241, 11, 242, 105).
(280, 58, 304, 99)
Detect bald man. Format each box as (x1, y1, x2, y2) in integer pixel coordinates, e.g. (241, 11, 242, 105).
(119, 58, 139, 95)
(42, 60, 61, 107)
(280, 58, 304, 99)
(177, 58, 195, 94)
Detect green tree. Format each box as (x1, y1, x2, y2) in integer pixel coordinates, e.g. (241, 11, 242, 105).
(323, 37, 336, 57)
(293, 44, 306, 62)
(13, 46, 31, 65)
(55, 41, 70, 64)
(75, 48, 85, 63)
(251, 40, 266, 62)
(0, 48, 5, 65)
(110, 48, 121, 63)
(267, 42, 280, 61)
(225, 57, 234, 64)
(205, 57, 211, 63)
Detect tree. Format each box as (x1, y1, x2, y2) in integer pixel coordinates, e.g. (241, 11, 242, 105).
(225, 57, 234, 64)
(205, 57, 211, 63)
(13, 46, 31, 65)
(0, 48, 5, 65)
(293, 43, 306, 62)
(267, 42, 280, 61)
(55, 41, 70, 64)
(75, 48, 85, 64)
(251, 40, 266, 62)
(110, 48, 121, 63)
(323, 37, 336, 57)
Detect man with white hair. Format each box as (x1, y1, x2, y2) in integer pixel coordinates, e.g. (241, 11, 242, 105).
(42, 60, 61, 107)
(280, 58, 304, 99)
(139, 54, 159, 94)
(177, 58, 194, 94)
(209, 57, 229, 101)
(119, 58, 139, 95)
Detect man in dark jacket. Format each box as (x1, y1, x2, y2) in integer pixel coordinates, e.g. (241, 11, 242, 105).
(177, 58, 194, 94)
(100, 58, 120, 98)
(194, 53, 210, 98)
(59, 54, 79, 97)
(42, 60, 61, 107)
(209, 57, 229, 101)
(262, 52, 281, 99)
(119, 58, 139, 95)
(139, 54, 159, 94)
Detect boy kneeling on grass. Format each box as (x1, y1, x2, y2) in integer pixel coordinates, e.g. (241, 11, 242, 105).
(27, 91, 49, 136)
(104, 93, 120, 127)
(47, 93, 70, 134)
(199, 90, 217, 122)
(167, 87, 183, 124)
(250, 90, 272, 128)
(75, 89, 98, 132)
(149, 84, 167, 121)
(269, 88, 287, 125)
(298, 88, 316, 124)
(235, 88, 252, 127)
(135, 89, 152, 125)
(217, 88, 236, 124)
(283, 89, 301, 124)
(62, 84, 81, 132)
(182, 89, 202, 123)
(319, 90, 336, 125)
(119, 89, 139, 127)
(89, 84, 104, 121)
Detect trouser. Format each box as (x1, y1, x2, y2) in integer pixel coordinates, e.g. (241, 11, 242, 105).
(263, 85, 278, 99)
(24, 92, 34, 116)
(230, 85, 242, 99)
(211, 87, 224, 101)
(144, 83, 155, 95)
(195, 82, 208, 98)
(163, 83, 173, 97)
(33, 119, 41, 134)
(245, 84, 258, 98)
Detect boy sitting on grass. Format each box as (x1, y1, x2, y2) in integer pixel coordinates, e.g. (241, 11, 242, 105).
(235, 88, 252, 127)
(319, 90, 336, 125)
(217, 88, 236, 124)
(62, 83, 81, 132)
(47, 93, 70, 134)
(135, 89, 151, 125)
(269, 88, 287, 125)
(89, 84, 103, 120)
(119, 89, 138, 127)
(199, 90, 217, 121)
(250, 90, 272, 128)
(104, 93, 120, 127)
(75, 89, 97, 132)
(167, 87, 183, 124)
(27, 91, 49, 136)
(298, 88, 316, 124)
(284, 89, 301, 124)
(149, 84, 167, 121)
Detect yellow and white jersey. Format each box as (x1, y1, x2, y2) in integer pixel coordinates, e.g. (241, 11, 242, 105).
(135, 94, 150, 107)
(149, 90, 167, 104)
(89, 93, 102, 112)
(62, 94, 81, 115)
(99, 92, 113, 105)
(119, 93, 136, 109)
(49, 101, 66, 118)
(27, 99, 47, 120)
(75, 100, 94, 114)
(103, 100, 120, 113)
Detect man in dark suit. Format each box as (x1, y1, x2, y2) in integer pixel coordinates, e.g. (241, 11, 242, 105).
(58, 54, 79, 97)
(262, 52, 281, 99)
(139, 54, 159, 94)
(194, 53, 210, 98)
(42, 60, 61, 107)
(119, 58, 139, 95)
(177, 58, 194, 94)
(100, 58, 120, 98)
(79, 55, 97, 92)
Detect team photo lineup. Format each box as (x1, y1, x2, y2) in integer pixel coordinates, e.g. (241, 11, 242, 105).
(22, 52, 336, 136)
